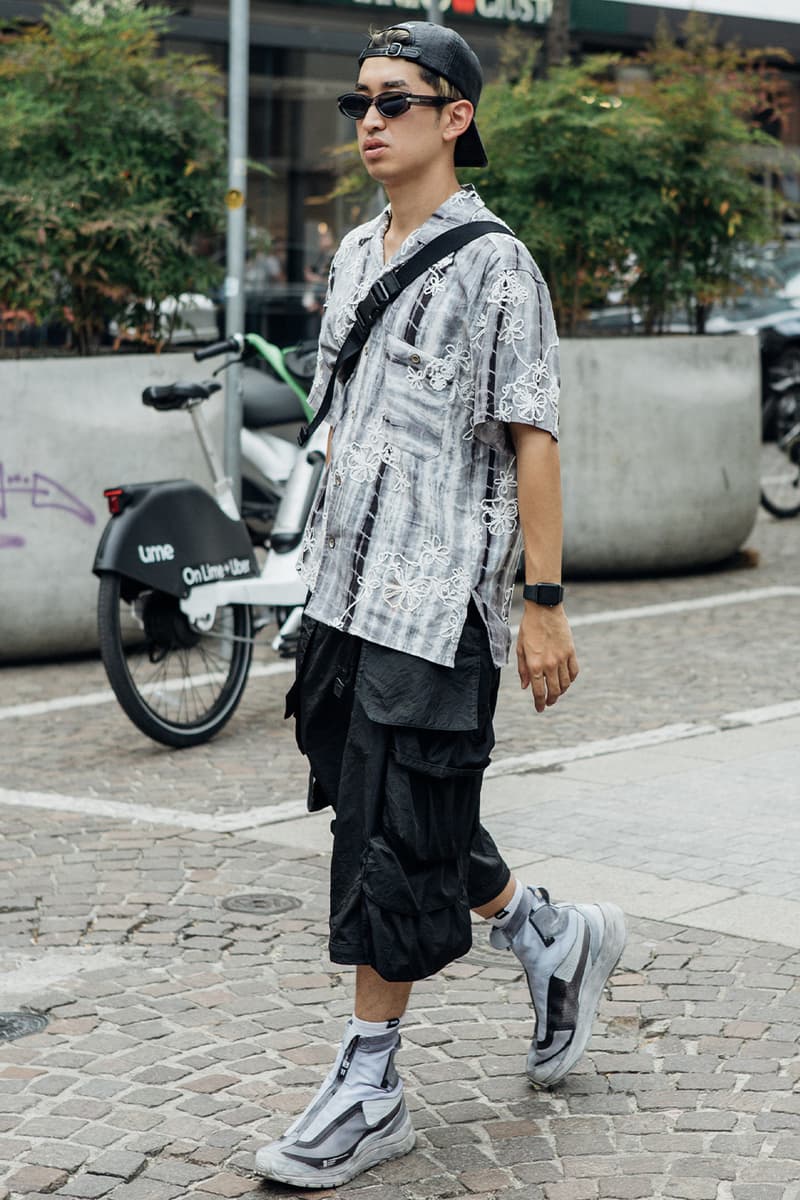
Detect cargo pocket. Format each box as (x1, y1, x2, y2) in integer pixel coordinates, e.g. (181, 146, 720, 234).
(361, 834, 473, 982)
(355, 620, 482, 732)
(351, 611, 497, 981)
(360, 725, 486, 982)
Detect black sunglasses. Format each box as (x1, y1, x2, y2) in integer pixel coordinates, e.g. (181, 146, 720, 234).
(337, 91, 455, 121)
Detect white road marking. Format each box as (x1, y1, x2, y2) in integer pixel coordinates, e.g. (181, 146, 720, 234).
(0, 949, 131, 998)
(0, 788, 308, 832)
(1, 697, 797, 833)
(720, 698, 800, 727)
(484, 722, 718, 777)
(1, 586, 797, 725)
(569, 584, 800, 626)
(510, 584, 800, 637)
(0, 661, 293, 722)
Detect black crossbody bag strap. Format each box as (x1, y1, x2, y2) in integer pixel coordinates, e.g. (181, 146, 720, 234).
(297, 220, 510, 447)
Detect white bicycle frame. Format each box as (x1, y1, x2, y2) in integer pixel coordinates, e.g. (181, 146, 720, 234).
(177, 395, 326, 650)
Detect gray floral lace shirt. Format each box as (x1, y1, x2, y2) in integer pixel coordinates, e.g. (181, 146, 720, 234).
(298, 185, 560, 669)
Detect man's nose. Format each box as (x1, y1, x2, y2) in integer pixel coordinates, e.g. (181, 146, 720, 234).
(362, 100, 386, 132)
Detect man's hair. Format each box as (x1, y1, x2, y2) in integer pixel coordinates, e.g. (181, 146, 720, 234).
(365, 27, 464, 102)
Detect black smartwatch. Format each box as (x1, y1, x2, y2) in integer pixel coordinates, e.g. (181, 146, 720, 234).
(523, 582, 565, 607)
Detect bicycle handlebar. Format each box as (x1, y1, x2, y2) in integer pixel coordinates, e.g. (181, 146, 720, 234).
(194, 335, 241, 362)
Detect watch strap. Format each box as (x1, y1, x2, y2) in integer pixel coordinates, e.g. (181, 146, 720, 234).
(523, 582, 565, 607)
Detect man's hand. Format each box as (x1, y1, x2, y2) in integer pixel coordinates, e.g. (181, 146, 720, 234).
(517, 604, 579, 713)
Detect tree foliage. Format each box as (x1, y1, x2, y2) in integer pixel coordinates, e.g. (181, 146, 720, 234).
(625, 16, 792, 334)
(0, 0, 225, 353)
(470, 44, 657, 335)
(472, 14, 792, 335)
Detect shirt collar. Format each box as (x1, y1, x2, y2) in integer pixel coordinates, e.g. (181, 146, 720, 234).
(377, 186, 484, 268)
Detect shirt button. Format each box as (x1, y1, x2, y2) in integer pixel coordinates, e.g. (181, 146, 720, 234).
(327, 536, 336, 549)
(409, 352, 421, 364)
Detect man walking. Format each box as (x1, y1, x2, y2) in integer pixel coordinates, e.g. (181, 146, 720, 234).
(255, 21, 625, 1189)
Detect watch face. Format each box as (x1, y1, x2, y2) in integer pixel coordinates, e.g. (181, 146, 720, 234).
(540, 585, 562, 605)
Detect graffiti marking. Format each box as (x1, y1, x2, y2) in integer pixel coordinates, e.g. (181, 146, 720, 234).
(0, 463, 96, 544)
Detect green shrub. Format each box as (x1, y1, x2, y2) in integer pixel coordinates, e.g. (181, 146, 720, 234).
(0, 0, 225, 353)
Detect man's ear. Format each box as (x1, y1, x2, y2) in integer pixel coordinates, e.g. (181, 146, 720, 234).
(442, 99, 474, 146)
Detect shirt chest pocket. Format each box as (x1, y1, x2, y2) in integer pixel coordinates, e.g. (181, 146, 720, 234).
(381, 332, 455, 461)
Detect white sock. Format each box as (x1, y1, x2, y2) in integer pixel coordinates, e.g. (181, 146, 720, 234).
(490, 879, 524, 928)
(347, 1014, 401, 1040)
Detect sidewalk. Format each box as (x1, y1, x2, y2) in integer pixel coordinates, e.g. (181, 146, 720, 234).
(2, 714, 799, 1200)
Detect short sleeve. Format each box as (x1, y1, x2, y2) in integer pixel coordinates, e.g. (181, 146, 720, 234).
(470, 264, 560, 452)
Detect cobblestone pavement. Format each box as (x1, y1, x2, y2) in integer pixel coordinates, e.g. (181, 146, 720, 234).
(1, 508, 799, 1198)
(1, 804, 799, 1200)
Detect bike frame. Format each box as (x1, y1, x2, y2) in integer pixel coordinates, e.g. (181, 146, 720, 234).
(178, 390, 326, 648)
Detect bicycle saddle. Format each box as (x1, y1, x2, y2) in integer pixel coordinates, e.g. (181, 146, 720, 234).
(142, 380, 221, 410)
(282, 340, 318, 386)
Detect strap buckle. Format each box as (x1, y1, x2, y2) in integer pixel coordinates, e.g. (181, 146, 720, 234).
(355, 271, 402, 333)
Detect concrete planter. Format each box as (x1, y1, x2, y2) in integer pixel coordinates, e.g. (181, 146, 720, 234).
(0, 334, 761, 660)
(559, 334, 761, 576)
(1, 353, 223, 662)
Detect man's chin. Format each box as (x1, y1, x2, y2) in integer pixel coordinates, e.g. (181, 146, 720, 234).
(361, 159, 391, 184)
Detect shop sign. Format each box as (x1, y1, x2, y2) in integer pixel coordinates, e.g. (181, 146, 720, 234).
(351, 0, 553, 25)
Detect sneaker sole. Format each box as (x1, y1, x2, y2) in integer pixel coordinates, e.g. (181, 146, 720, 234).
(254, 1109, 416, 1189)
(527, 902, 626, 1090)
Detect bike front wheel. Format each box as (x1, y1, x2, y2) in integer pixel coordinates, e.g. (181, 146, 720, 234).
(760, 388, 800, 519)
(98, 574, 254, 748)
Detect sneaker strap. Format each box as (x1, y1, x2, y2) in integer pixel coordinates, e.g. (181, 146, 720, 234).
(489, 887, 566, 950)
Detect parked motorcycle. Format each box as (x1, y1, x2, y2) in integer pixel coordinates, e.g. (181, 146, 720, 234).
(760, 369, 800, 519)
(93, 333, 325, 749)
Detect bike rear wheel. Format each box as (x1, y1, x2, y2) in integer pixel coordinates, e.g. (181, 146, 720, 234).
(98, 574, 254, 748)
(760, 388, 800, 520)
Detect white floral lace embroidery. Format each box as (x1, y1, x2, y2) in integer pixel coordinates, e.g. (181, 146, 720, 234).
(481, 495, 519, 536)
(297, 522, 320, 589)
(423, 267, 446, 297)
(499, 367, 560, 426)
(406, 341, 470, 393)
(498, 315, 526, 346)
(487, 270, 530, 309)
(350, 547, 470, 638)
(340, 440, 410, 494)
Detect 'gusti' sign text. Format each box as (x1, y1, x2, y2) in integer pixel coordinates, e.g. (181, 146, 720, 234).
(351, 0, 553, 25)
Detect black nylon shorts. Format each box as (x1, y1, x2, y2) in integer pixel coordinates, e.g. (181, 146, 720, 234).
(285, 604, 510, 983)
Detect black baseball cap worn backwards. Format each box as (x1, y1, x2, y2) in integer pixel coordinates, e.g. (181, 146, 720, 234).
(358, 22, 488, 169)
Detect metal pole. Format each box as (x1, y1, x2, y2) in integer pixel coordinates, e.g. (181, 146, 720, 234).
(224, 0, 249, 503)
(428, 0, 443, 25)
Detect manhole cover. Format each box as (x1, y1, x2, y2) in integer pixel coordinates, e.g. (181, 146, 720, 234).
(0, 1011, 48, 1041)
(221, 893, 302, 916)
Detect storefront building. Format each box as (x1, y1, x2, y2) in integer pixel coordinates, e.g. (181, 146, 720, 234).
(3, 0, 799, 342)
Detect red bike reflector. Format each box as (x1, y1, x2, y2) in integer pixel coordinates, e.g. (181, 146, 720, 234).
(103, 487, 126, 516)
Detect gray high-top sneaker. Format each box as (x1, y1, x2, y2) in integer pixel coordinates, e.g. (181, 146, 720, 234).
(490, 887, 626, 1089)
(254, 1027, 415, 1188)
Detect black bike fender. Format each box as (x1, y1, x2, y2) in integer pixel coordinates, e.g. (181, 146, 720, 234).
(92, 480, 258, 598)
